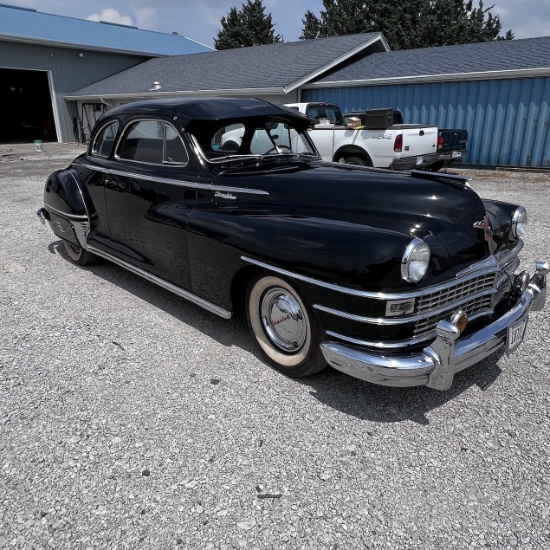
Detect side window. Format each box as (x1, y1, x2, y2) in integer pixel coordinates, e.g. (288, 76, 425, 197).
(91, 121, 119, 158)
(120, 120, 163, 164)
(117, 120, 187, 165)
(164, 124, 188, 164)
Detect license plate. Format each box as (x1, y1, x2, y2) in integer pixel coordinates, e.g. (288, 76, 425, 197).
(415, 156, 424, 165)
(506, 315, 529, 353)
(452, 151, 462, 158)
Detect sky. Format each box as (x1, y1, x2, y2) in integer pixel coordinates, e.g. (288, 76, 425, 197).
(7, 0, 550, 48)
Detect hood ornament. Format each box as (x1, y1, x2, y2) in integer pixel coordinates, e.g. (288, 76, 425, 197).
(473, 214, 492, 242)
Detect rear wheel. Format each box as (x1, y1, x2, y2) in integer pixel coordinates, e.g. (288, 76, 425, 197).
(246, 273, 327, 377)
(63, 241, 98, 266)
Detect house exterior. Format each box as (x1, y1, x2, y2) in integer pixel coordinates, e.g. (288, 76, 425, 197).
(0, 4, 212, 143)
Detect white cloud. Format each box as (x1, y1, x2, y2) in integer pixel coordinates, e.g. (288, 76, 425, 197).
(86, 8, 134, 27)
(134, 8, 158, 31)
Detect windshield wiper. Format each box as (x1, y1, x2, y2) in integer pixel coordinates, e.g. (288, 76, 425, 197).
(210, 154, 262, 163)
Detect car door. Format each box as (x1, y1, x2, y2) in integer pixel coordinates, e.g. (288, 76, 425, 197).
(104, 118, 200, 290)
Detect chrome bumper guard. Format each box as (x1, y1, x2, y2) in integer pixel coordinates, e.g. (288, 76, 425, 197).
(321, 262, 548, 390)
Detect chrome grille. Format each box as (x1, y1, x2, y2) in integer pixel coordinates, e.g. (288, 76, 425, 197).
(413, 295, 493, 339)
(416, 272, 496, 313)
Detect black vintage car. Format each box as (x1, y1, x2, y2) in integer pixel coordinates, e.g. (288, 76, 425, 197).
(37, 97, 547, 390)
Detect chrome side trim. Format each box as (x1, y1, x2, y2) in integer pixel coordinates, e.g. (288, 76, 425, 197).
(242, 248, 521, 301)
(72, 221, 89, 249)
(314, 287, 496, 325)
(86, 245, 232, 319)
(43, 203, 88, 220)
(79, 163, 269, 196)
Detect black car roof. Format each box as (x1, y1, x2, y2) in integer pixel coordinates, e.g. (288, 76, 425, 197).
(102, 97, 311, 129)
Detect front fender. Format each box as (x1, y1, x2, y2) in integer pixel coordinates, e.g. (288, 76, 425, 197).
(189, 210, 415, 299)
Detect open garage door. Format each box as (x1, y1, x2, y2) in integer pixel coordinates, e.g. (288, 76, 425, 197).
(0, 68, 57, 143)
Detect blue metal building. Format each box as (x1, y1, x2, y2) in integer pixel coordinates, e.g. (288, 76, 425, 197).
(0, 4, 212, 143)
(302, 37, 550, 168)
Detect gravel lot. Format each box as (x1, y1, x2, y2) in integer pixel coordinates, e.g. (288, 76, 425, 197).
(1, 148, 549, 549)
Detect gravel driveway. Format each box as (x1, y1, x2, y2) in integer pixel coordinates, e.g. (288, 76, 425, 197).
(1, 149, 549, 549)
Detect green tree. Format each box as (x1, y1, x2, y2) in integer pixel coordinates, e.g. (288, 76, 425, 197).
(300, 10, 322, 40)
(215, 0, 282, 50)
(300, 0, 513, 50)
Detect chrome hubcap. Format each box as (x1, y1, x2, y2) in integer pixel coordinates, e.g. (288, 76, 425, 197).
(261, 288, 306, 352)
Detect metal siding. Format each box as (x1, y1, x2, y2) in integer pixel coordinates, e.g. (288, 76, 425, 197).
(303, 78, 550, 168)
(1, 41, 148, 142)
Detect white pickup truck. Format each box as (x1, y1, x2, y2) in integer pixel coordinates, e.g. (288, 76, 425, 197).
(284, 102, 440, 170)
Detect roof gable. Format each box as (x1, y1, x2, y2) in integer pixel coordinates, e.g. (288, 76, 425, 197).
(67, 33, 387, 99)
(0, 4, 212, 56)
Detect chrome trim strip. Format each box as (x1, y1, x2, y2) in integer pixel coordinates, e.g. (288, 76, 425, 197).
(43, 203, 88, 220)
(326, 330, 432, 349)
(72, 221, 90, 249)
(79, 164, 269, 196)
(86, 245, 232, 319)
(325, 308, 494, 350)
(456, 242, 523, 277)
(242, 248, 521, 300)
(314, 287, 497, 325)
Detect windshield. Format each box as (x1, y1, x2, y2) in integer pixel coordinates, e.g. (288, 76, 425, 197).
(189, 116, 318, 163)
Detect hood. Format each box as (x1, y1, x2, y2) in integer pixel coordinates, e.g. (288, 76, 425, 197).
(212, 163, 491, 278)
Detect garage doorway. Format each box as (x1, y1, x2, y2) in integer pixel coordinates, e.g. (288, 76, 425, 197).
(0, 68, 57, 143)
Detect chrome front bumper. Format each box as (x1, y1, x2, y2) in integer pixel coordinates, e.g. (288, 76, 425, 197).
(321, 262, 548, 390)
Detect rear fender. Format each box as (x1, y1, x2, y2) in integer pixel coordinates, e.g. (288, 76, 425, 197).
(43, 168, 93, 248)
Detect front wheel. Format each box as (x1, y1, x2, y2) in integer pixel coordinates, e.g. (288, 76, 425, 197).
(63, 241, 98, 266)
(246, 274, 326, 377)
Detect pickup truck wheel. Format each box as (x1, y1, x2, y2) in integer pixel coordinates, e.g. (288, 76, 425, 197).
(338, 155, 371, 167)
(426, 161, 445, 172)
(63, 241, 97, 266)
(246, 274, 327, 377)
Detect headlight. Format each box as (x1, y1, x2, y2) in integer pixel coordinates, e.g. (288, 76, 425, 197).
(401, 238, 431, 283)
(512, 206, 527, 238)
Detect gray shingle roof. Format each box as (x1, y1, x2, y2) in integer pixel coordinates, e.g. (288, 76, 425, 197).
(0, 4, 212, 56)
(68, 33, 385, 98)
(314, 36, 550, 84)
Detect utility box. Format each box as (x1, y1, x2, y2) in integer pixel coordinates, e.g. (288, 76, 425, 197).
(362, 108, 394, 129)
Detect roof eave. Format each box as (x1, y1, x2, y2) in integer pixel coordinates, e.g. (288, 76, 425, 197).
(284, 34, 388, 94)
(65, 87, 287, 102)
(304, 67, 550, 88)
(0, 34, 171, 57)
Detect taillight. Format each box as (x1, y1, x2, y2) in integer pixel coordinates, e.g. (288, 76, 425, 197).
(394, 133, 403, 153)
(437, 135, 445, 149)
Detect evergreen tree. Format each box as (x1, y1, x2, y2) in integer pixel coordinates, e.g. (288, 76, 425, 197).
(300, 0, 513, 50)
(300, 10, 322, 40)
(215, 0, 282, 50)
